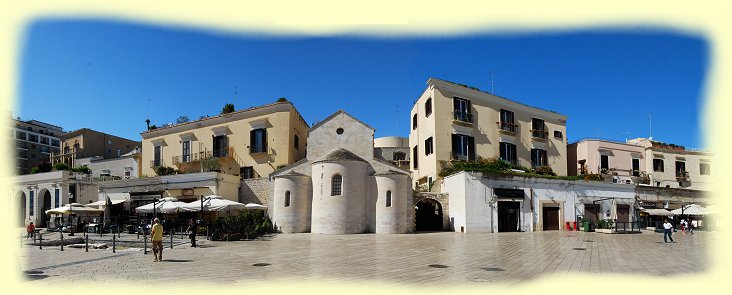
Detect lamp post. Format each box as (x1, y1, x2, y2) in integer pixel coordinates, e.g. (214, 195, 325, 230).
(68, 192, 74, 236)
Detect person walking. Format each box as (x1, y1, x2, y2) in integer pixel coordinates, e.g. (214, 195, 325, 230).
(663, 219, 675, 243)
(26, 222, 35, 239)
(150, 218, 164, 262)
(689, 219, 696, 234)
(680, 218, 686, 234)
(186, 219, 199, 247)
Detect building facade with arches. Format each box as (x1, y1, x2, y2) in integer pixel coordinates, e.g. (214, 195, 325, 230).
(269, 110, 414, 234)
(10, 170, 99, 228)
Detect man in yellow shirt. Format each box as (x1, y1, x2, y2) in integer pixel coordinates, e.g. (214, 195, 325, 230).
(151, 218, 164, 262)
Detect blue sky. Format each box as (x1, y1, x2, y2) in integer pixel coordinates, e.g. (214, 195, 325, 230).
(17, 20, 708, 148)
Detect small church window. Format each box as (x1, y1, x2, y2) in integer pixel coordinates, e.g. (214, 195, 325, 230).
(386, 190, 392, 207)
(284, 191, 290, 207)
(332, 174, 342, 196)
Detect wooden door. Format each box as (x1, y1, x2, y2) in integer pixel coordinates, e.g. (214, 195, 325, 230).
(543, 206, 560, 230)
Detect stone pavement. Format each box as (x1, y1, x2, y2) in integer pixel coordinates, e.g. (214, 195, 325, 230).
(18, 230, 709, 286)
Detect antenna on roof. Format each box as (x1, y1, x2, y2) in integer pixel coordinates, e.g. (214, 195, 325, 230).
(489, 72, 495, 94)
(649, 113, 652, 139)
(395, 104, 399, 135)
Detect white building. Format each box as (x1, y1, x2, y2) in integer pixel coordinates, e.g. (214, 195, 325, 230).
(10, 171, 98, 228)
(269, 110, 414, 234)
(442, 171, 636, 233)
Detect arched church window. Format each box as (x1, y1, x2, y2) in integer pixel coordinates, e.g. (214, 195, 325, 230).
(386, 190, 392, 207)
(331, 174, 342, 196)
(284, 191, 290, 207)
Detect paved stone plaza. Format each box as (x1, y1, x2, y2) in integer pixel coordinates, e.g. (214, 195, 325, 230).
(18, 230, 709, 286)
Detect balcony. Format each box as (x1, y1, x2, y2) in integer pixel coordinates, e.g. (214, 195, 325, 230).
(531, 129, 548, 140)
(497, 121, 518, 135)
(172, 150, 212, 165)
(453, 112, 473, 125)
(450, 152, 475, 162)
(676, 171, 690, 182)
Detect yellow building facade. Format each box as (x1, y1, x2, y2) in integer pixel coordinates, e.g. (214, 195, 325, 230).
(140, 101, 308, 178)
(410, 78, 568, 189)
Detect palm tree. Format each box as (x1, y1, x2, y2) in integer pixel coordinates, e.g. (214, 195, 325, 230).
(221, 103, 235, 114)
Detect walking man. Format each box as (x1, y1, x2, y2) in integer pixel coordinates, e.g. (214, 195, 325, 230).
(186, 219, 199, 247)
(663, 219, 675, 243)
(26, 222, 35, 239)
(150, 218, 164, 262)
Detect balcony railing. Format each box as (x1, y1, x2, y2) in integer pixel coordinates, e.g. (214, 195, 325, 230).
(531, 129, 548, 139)
(497, 121, 518, 133)
(250, 144, 267, 154)
(150, 159, 162, 168)
(450, 152, 475, 162)
(676, 171, 689, 181)
(453, 112, 473, 124)
(172, 151, 212, 165)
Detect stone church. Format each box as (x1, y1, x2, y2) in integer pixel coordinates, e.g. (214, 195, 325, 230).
(269, 110, 414, 234)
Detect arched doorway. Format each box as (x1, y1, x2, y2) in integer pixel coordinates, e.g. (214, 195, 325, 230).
(18, 191, 26, 226)
(39, 189, 52, 228)
(415, 198, 443, 231)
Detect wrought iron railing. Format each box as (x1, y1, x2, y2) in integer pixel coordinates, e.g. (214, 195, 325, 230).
(497, 122, 517, 133)
(453, 111, 473, 124)
(531, 129, 547, 139)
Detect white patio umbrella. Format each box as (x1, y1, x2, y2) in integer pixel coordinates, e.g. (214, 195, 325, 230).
(244, 203, 267, 210)
(180, 195, 247, 212)
(671, 204, 707, 215)
(45, 203, 104, 215)
(135, 197, 190, 214)
(609, 198, 618, 221)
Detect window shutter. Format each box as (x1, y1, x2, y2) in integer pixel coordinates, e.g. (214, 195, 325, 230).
(249, 130, 255, 153)
(468, 136, 475, 161)
(451, 134, 458, 158)
(262, 129, 267, 151)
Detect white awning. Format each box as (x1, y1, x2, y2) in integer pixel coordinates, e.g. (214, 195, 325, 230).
(88, 199, 126, 206)
(640, 207, 674, 216)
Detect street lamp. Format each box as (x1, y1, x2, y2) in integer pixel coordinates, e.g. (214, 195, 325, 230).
(68, 192, 74, 236)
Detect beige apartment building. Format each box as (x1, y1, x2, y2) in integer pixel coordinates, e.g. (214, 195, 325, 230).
(409, 78, 568, 188)
(51, 128, 140, 167)
(10, 117, 63, 174)
(139, 101, 308, 178)
(628, 138, 713, 191)
(568, 138, 714, 191)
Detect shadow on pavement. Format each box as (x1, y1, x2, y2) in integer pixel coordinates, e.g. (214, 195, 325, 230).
(161, 259, 193, 263)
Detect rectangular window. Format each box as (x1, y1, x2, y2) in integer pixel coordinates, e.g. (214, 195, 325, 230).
(28, 134, 38, 143)
(531, 149, 548, 167)
(601, 155, 609, 171)
(554, 130, 563, 139)
(453, 97, 472, 123)
(55, 189, 60, 208)
(16, 131, 26, 140)
(29, 191, 34, 216)
(51, 139, 60, 147)
(294, 135, 299, 150)
(675, 161, 686, 177)
(700, 163, 711, 175)
(412, 113, 417, 130)
(241, 166, 254, 179)
(452, 134, 475, 161)
(632, 158, 640, 176)
(250, 129, 267, 153)
(425, 137, 434, 155)
(499, 142, 517, 165)
(40, 137, 49, 145)
(213, 135, 229, 157)
(425, 97, 432, 117)
(413, 145, 418, 169)
(531, 118, 546, 139)
(499, 109, 516, 132)
(653, 158, 664, 172)
(386, 191, 392, 207)
(40, 146, 50, 153)
(182, 140, 191, 162)
(331, 175, 342, 196)
(153, 145, 162, 166)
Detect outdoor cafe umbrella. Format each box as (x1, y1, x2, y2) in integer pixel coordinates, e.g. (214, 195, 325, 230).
(180, 195, 248, 212)
(244, 203, 267, 210)
(135, 197, 190, 214)
(45, 203, 104, 216)
(671, 204, 707, 215)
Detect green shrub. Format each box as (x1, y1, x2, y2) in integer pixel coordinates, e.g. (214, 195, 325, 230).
(30, 167, 40, 174)
(72, 165, 91, 174)
(213, 210, 273, 241)
(533, 166, 556, 176)
(53, 163, 70, 171)
(155, 166, 177, 176)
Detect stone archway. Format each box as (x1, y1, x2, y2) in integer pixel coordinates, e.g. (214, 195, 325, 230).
(17, 191, 26, 226)
(39, 189, 52, 228)
(415, 198, 444, 231)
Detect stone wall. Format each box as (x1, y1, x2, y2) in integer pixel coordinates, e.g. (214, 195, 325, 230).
(240, 177, 270, 205)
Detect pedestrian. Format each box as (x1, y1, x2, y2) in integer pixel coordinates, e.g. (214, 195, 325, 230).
(690, 219, 696, 234)
(150, 218, 164, 262)
(26, 222, 35, 239)
(680, 218, 686, 234)
(186, 219, 199, 247)
(663, 219, 674, 243)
